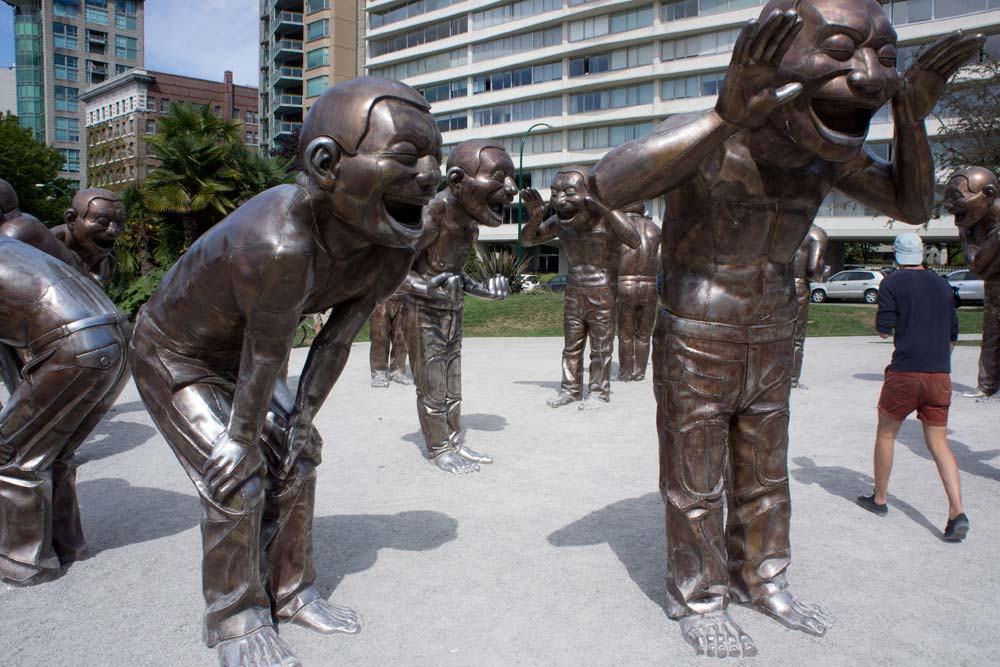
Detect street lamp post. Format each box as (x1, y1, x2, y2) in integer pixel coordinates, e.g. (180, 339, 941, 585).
(516, 122, 552, 262)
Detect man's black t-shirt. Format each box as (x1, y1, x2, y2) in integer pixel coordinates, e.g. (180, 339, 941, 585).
(876, 268, 958, 373)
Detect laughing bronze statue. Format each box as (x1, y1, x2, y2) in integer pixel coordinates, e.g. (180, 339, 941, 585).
(129, 78, 442, 667)
(944, 167, 1000, 399)
(616, 204, 661, 382)
(369, 291, 410, 387)
(791, 224, 829, 388)
(588, 0, 981, 657)
(400, 139, 514, 474)
(0, 236, 129, 586)
(521, 167, 640, 409)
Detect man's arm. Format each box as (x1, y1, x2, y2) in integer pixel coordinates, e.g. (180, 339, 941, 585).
(875, 280, 896, 339)
(836, 32, 984, 224)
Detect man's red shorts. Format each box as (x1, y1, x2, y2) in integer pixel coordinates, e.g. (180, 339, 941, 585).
(878, 369, 952, 426)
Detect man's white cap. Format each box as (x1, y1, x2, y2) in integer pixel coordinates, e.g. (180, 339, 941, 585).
(894, 232, 924, 265)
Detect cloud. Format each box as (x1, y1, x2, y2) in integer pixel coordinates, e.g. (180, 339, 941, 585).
(145, 0, 259, 88)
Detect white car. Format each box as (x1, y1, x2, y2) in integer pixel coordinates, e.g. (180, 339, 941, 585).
(519, 274, 541, 293)
(810, 269, 884, 304)
(946, 269, 984, 305)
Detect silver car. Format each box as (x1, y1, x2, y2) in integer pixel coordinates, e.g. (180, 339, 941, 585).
(810, 270, 884, 304)
(946, 269, 984, 305)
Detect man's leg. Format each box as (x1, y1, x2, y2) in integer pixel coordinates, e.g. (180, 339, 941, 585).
(921, 423, 965, 519)
(728, 335, 831, 637)
(873, 412, 903, 505)
(550, 290, 586, 407)
(586, 287, 615, 402)
(977, 281, 1000, 395)
(369, 302, 391, 387)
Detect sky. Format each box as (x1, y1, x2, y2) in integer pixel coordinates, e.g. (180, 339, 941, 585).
(0, 1, 260, 86)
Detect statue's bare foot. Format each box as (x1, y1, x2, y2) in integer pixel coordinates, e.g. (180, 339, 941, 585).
(748, 590, 833, 636)
(287, 599, 362, 635)
(678, 610, 757, 658)
(547, 391, 577, 408)
(455, 444, 493, 464)
(432, 450, 479, 474)
(217, 628, 300, 667)
(371, 372, 389, 388)
(389, 372, 412, 385)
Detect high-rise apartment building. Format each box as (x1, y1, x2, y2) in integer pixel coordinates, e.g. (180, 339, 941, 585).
(79, 69, 260, 190)
(259, 0, 359, 152)
(5, 0, 144, 189)
(362, 0, 1000, 268)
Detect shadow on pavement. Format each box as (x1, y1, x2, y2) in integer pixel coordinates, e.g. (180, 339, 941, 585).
(790, 456, 939, 537)
(77, 418, 158, 463)
(895, 421, 1000, 482)
(78, 478, 200, 552)
(547, 493, 669, 613)
(312, 511, 458, 596)
(105, 399, 150, 416)
(512, 380, 563, 391)
(463, 413, 507, 432)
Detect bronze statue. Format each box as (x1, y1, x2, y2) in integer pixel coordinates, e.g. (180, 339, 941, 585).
(944, 167, 1000, 398)
(587, 0, 982, 657)
(129, 78, 442, 667)
(616, 204, 661, 382)
(369, 291, 410, 387)
(521, 167, 640, 409)
(791, 224, 829, 388)
(0, 236, 130, 585)
(400, 139, 514, 474)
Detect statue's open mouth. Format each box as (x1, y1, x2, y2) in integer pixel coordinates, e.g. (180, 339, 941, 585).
(93, 235, 117, 249)
(383, 194, 427, 229)
(556, 207, 578, 223)
(810, 98, 877, 139)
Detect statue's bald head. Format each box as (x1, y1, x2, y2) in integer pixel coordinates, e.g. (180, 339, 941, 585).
(70, 187, 120, 216)
(949, 167, 999, 194)
(446, 139, 506, 175)
(298, 77, 431, 164)
(0, 178, 19, 216)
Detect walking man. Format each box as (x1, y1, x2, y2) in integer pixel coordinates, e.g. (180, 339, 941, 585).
(858, 232, 969, 542)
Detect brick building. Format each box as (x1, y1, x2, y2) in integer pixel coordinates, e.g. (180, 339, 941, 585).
(80, 68, 260, 189)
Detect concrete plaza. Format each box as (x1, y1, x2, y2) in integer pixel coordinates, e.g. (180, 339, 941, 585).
(1, 335, 997, 666)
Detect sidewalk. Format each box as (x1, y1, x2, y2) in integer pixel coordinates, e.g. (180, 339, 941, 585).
(1, 336, 996, 666)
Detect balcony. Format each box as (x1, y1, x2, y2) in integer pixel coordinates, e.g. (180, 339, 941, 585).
(273, 39, 304, 63)
(274, 0, 300, 10)
(272, 94, 303, 115)
(272, 66, 303, 89)
(273, 11, 304, 37)
(274, 121, 302, 138)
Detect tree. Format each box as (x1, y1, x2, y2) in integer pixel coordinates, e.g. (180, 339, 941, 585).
(269, 126, 300, 171)
(229, 141, 295, 205)
(0, 113, 74, 224)
(934, 58, 1000, 176)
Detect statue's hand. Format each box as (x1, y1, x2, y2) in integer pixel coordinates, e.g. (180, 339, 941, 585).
(716, 10, 804, 129)
(520, 187, 545, 224)
(486, 274, 511, 300)
(204, 436, 264, 501)
(895, 30, 984, 123)
(280, 423, 321, 479)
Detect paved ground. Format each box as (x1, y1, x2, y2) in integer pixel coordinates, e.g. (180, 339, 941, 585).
(1, 335, 997, 667)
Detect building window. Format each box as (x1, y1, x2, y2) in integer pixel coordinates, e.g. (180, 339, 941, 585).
(160, 97, 170, 112)
(472, 96, 562, 127)
(53, 22, 78, 50)
(85, 0, 109, 25)
(661, 0, 763, 22)
(232, 107, 240, 119)
(115, 64, 131, 75)
(307, 47, 329, 69)
(472, 26, 561, 63)
(661, 71, 725, 100)
(568, 83, 653, 113)
(115, 35, 138, 60)
(245, 130, 253, 144)
(54, 54, 79, 81)
(568, 121, 654, 150)
(115, 0, 138, 30)
(569, 45, 653, 77)
(245, 109, 253, 123)
(369, 49, 467, 80)
(471, 0, 560, 30)
(473, 61, 562, 94)
(568, 5, 653, 42)
(55, 85, 79, 112)
(146, 96, 155, 110)
(496, 131, 562, 155)
(306, 0, 330, 11)
(54, 1, 80, 18)
(306, 75, 328, 97)
(369, 0, 462, 29)
(307, 19, 330, 41)
(145, 119, 156, 134)
(56, 116, 80, 142)
(418, 79, 468, 103)
(661, 27, 742, 61)
(435, 111, 468, 132)
(369, 16, 468, 58)
(60, 148, 81, 172)
(88, 59, 108, 84)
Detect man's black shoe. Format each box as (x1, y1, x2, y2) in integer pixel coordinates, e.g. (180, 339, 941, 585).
(857, 494, 888, 516)
(943, 513, 970, 542)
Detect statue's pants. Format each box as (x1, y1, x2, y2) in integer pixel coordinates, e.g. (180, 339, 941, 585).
(562, 285, 616, 400)
(652, 311, 794, 619)
(131, 311, 323, 647)
(0, 316, 129, 583)
(403, 298, 462, 458)
(370, 296, 408, 378)
(979, 280, 999, 395)
(791, 280, 810, 385)
(617, 277, 658, 380)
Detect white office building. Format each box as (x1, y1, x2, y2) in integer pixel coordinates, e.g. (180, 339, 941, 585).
(362, 0, 1000, 270)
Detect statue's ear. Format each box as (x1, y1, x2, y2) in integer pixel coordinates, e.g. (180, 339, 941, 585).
(983, 183, 998, 201)
(303, 136, 342, 190)
(446, 166, 465, 193)
(63, 208, 78, 227)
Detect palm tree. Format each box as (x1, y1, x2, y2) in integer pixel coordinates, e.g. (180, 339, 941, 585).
(229, 141, 295, 204)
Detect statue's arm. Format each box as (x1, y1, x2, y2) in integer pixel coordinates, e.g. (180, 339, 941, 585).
(806, 226, 829, 281)
(967, 223, 1000, 280)
(518, 187, 558, 247)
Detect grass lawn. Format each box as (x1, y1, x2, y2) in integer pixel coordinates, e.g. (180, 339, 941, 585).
(329, 296, 985, 345)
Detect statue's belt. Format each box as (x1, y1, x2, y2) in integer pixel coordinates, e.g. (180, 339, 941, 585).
(29, 312, 128, 353)
(663, 309, 796, 344)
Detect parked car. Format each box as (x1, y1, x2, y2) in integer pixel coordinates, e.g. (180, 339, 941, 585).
(810, 270, 884, 304)
(546, 274, 568, 292)
(946, 269, 984, 305)
(520, 274, 541, 293)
